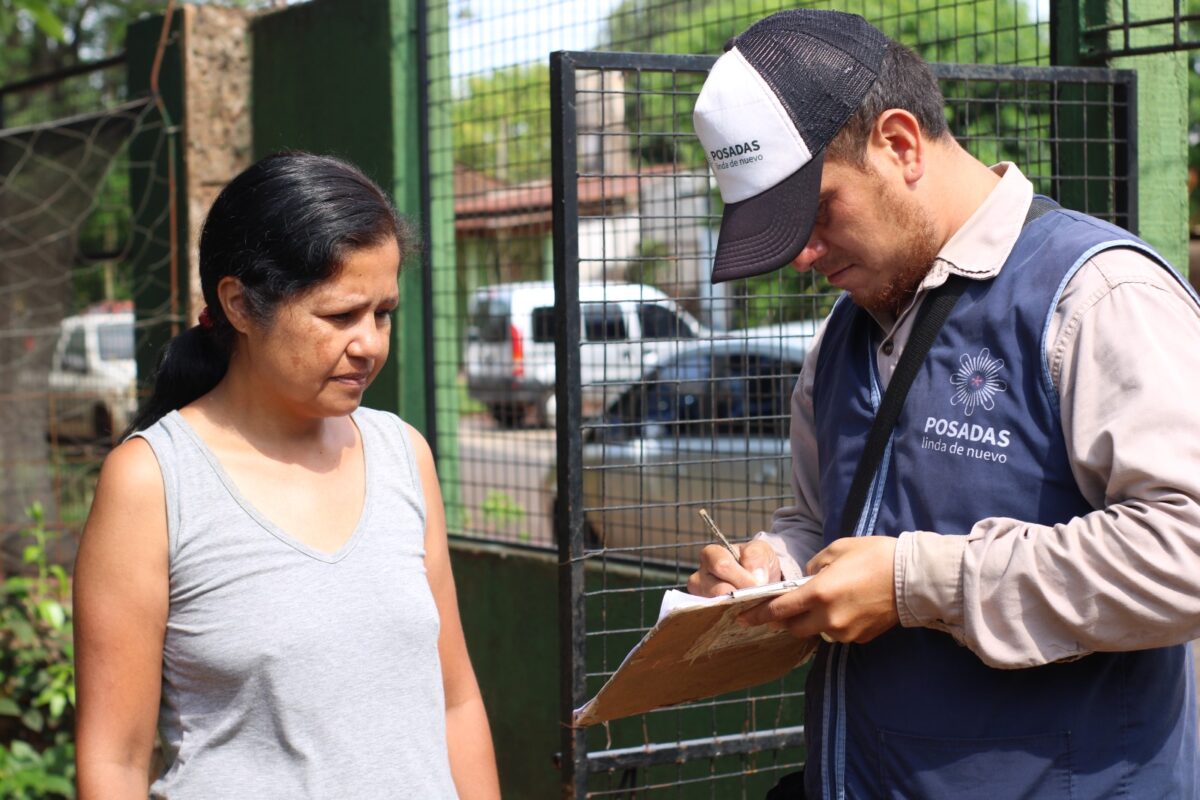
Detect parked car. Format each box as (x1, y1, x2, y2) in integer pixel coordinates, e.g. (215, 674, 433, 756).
(465, 281, 705, 427)
(551, 321, 816, 565)
(47, 308, 137, 443)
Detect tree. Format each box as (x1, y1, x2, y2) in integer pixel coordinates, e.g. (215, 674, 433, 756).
(601, 0, 1045, 324)
(0, 1, 163, 95)
(451, 62, 553, 184)
(0, 1, 285, 97)
(609, 0, 1043, 169)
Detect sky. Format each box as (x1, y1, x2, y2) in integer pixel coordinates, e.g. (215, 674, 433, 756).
(448, 0, 627, 79)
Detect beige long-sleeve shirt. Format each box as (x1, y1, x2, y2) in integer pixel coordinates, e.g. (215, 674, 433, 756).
(760, 162, 1200, 669)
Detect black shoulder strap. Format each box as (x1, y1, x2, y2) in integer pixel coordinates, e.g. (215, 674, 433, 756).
(837, 196, 1056, 537)
(1024, 196, 1058, 225)
(837, 275, 969, 536)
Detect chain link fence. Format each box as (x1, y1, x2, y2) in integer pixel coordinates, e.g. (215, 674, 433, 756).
(547, 48, 1135, 795)
(0, 56, 179, 571)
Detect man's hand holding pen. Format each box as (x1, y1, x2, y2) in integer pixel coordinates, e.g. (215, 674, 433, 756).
(688, 531, 900, 646)
(687, 538, 783, 597)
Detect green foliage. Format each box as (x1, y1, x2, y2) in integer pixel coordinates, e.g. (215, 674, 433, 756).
(481, 490, 530, 542)
(0, 741, 75, 800)
(606, 0, 1044, 170)
(450, 0, 1045, 181)
(730, 273, 840, 328)
(9, 0, 66, 42)
(452, 62, 552, 183)
(0, 0, 162, 90)
(72, 166, 134, 311)
(0, 503, 76, 800)
(0, 0, 285, 89)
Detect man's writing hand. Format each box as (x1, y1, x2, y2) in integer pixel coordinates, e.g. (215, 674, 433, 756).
(687, 539, 782, 597)
(738, 536, 899, 643)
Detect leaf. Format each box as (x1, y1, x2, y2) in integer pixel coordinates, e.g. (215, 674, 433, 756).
(49, 693, 65, 718)
(21, 707, 44, 733)
(0, 698, 19, 716)
(9, 739, 36, 759)
(48, 565, 69, 587)
(42, 775, 74, 795)
(10, 1, 64, 43)
(10, 618, 36, 645)
(36, 600, 65, 630)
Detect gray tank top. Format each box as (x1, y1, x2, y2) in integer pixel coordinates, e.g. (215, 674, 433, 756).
(137, 408, 458, 799)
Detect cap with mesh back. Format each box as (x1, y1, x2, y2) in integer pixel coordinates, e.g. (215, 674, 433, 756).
(694, 10, 888, 283)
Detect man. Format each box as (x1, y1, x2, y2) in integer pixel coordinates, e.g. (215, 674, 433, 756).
(687, 9, 1200, 798)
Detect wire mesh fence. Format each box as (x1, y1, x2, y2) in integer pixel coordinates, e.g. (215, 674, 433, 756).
(1080, 0, 1200, 59)
(0, 0, 1158, 794)
(427, 0, 1054, 558)
(423, 1, 1139, 795)
(546, 53, 1135, 800)
(0, 60, 179, 571)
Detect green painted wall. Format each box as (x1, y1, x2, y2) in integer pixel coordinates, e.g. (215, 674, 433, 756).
(1051, 0, 1189, 275)
(251, 0, 427, 427)
(450, 542, 562, 797)
(126, 13, 189, 389)
(1112, 3, 1189, 272)
(450, 541, 807, 797)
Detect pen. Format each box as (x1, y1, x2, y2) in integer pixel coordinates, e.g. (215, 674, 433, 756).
(698, 508, 738, 559)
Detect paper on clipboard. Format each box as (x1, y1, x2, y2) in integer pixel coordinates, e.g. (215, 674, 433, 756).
(572, 577, 816, 727)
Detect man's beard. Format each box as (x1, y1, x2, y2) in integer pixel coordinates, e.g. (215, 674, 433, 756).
(854, 170, 941, 316)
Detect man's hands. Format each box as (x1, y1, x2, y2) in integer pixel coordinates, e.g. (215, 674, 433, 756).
(687, 539, 782, 596)
(688, 535, 901, 645)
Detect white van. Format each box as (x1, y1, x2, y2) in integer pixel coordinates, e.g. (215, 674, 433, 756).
(47, 309, 137, 442)
(465, 281, 704, 427)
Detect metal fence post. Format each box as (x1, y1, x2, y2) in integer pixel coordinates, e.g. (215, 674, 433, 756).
(551, 49, 589, 800)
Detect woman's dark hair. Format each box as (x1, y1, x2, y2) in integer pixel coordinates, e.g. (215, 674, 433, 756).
(125, 151, 414, 435)
(825, 40, 950, 166)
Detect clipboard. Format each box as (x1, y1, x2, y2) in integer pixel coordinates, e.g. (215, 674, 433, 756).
(573, 577, 817, 727)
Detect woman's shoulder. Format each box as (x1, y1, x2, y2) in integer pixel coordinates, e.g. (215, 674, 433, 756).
(84, 436, 168, 551)
(126, 410, 184, 447)
(353, 408, 434, 477)
(352, 405, 403, 425)
(100, 436, 164, 497)
(353, 406, 421, 442)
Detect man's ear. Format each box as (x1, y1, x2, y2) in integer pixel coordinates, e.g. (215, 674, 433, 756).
(869, 109, 925, 186)
(216, 276, 253, 334)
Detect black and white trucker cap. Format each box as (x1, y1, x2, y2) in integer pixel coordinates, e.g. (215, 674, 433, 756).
(694, 10, 888, 283)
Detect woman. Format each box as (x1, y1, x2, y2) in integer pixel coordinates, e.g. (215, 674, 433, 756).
(73, 152, 500, 799)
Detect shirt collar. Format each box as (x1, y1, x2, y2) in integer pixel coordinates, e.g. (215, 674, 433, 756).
(869, 162, 1033, 331)
(924, 161, 1033, 288)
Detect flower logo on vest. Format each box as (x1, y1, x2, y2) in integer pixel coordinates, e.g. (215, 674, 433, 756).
(950, 348, 1008, 416)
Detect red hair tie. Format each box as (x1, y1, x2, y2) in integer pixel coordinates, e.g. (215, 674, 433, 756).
(198, 306, 214, 329)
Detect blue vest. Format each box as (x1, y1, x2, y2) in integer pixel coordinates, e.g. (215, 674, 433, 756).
(807, 206, 1198, 799)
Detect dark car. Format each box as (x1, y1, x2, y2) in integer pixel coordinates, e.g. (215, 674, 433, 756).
(559, 322, 814, 565)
